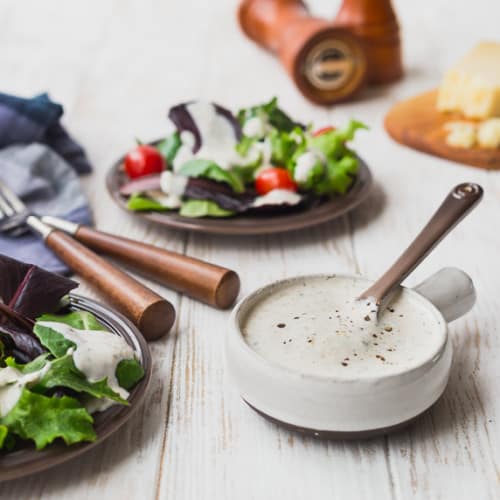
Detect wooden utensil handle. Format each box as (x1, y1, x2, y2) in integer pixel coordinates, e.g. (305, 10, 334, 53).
(45, 230, 175, 341)
(73, 226, 240, 309)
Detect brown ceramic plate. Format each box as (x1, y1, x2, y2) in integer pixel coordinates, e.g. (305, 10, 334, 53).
(0, 295, 151, 483)
(106, 150, 373, 235)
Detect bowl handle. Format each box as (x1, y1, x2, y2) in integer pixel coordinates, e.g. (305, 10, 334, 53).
(413, 267, 476, 322)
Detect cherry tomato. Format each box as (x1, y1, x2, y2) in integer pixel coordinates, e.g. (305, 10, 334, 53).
(255, 167, 298, 195)
(312, 126, 335, 137)
(124, 145, 165, 179)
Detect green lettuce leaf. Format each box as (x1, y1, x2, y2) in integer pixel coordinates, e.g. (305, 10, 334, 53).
(0, 424, 8, 448)
(33, 323, 73, 358)
(313, 156, 359, 195)
(156, 132, 181, 163)
(0, 388, 95, 450)
(127, 194, 171, 212)
(38, 311, 106, 331)
(116, 359, 145, 390)
(179, 159, 244, 193)
(294, 160, 325, 190)
(238, 97, 297, 132)
(5, 353, 51, 374)
(269, 126, 307, 169)
(309, 120, 367, 159)
(35, 355, 127, 404)
(233, 138, 264, 182)
(179, 199, 235, 218)
(235, 136, 254, 156)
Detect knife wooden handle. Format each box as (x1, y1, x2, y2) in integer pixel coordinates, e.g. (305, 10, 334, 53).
(45, 230, 175, 341)
(73, 225, 240, 309)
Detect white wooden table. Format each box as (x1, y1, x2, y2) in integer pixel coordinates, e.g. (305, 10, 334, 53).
(1, 0, 499, 498)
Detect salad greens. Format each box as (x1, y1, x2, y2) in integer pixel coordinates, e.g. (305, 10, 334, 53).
(237, 96, 299, 133)
(120, 97, 367, 218)
(127, 194, 171, 212)
(179, 159, 245, 193)
(179, 199, 235, 218)
(1, 389, 95, 450)
(0, 255, 144, 452)
(156, 132, 181, 163)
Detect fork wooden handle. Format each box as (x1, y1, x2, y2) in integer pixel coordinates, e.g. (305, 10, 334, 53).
(45, 230, 175, 341)
(70, 226, 240, 309)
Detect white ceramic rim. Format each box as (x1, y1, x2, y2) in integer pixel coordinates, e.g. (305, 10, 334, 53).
(229, 273, 449, 384)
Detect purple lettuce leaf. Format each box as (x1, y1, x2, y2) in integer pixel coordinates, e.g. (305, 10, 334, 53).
(168, 102, 241, 153)
(185, 178, 255, 212)
(213, 103, 242, 141)
(0, 324, 46, 360)
(0, 255, 78, 320)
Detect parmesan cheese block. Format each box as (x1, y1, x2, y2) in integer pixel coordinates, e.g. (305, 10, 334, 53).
(437, 42, 500, 119)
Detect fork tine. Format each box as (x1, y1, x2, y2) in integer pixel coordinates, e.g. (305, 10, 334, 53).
(0, 180, 26, 213)
(0, 192, 14, 217)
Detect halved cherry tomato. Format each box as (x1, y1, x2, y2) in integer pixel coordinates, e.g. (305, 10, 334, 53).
(255, 167, 298, 195)
(312, 126, 335, 137)
(124, 145, 165, 179)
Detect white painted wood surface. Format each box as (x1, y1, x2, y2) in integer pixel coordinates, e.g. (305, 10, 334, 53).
(1, 0, 499, 498)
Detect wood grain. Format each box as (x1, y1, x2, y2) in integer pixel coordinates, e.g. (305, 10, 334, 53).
(46, 230, 176, 340)
(385, 90, 500, 170)
(75, 225, 240, 309)
(1, 0, 500, 499)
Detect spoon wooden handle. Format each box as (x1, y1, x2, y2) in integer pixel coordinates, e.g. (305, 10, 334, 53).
(359, 183, 483, 304)
(41, 217, 240, 309)
(45, 230, 175, 341)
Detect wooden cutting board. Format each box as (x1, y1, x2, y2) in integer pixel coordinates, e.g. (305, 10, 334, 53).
(384, 90, 500, 169)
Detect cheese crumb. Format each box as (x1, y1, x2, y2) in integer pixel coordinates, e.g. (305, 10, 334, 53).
(444, 121, 477, 148)
(477, 118, 500, 148)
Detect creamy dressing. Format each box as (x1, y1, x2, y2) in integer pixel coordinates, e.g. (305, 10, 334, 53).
(242, 116, 268, 138)
(0, 364, 50, 417)
(294, 151, 323, 183)
(242, 275, 443, 378)
(37, 321, 136, 411)
(172, 102, 246, 171)
(252, 189, 302, 208)
(159, 171, 189, 208)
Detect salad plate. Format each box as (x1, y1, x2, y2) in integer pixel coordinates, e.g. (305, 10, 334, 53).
(106, 98, 373, 235)
(0, 294, 151, 482)
(107, 157, 372, 235)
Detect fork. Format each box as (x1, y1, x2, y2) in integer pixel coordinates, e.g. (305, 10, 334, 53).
(0, 181, 175, 341)
(0, 186, 239, 310)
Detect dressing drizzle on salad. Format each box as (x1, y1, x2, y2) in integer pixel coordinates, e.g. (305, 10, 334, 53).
(0, 364, 50, 417)
(37, 321, 135, 409)
(173, 102, 245, 171)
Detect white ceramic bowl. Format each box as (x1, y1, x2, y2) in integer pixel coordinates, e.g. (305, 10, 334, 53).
(226, 268, 475, 438)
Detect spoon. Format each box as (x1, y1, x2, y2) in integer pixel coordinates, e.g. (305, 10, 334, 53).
(358, 183, 483, 311)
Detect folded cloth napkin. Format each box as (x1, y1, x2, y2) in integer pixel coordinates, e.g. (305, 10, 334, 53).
(0, 92, 92, 174)
(0, 143, 92, 274)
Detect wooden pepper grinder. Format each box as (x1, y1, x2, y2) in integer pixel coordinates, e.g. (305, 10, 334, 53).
(238, 0, 403, 105)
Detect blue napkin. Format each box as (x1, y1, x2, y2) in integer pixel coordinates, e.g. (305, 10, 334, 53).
(0, 92, 92, 174)
(0, 144, 92, 274)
